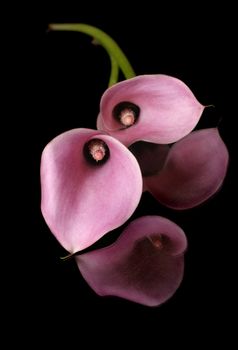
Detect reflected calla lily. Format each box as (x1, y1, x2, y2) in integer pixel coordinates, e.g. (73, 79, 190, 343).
(76, 216, 187, 307)
(97, 74, 204, 146)
(40, 128, 143, 253)
(142, 128, 229, 209)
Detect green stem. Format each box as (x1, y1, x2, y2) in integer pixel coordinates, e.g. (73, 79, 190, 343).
(49, 23, 136, 84)
(108, 54, 119, 86)
(92, 38, 119, 86)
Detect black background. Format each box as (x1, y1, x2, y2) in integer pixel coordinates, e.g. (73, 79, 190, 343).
(13, 4, 236, 346)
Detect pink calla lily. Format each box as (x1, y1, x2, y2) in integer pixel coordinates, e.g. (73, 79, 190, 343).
(144, 128, 229, 209)
(97, 74, 204, 146)
(40, 128, 143, 253)
(76, 216, 187, 307)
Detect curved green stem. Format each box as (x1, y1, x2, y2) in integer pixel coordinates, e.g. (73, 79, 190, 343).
(92, 38, 119, 86)
(108, 54, 119, 86)
(49, 23, 136, 84)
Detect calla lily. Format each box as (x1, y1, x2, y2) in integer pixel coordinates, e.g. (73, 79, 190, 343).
(97, 74, 204, 146)
(142, 128, 229, 209)
(40, 128, 143, 253)
(97, 75, 228, 210)
(76, 216, 187, 307)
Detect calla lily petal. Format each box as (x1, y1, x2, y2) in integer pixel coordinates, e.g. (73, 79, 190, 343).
(96, 113, 105, 131)
(145, 128, 229, 209)
(98, 75, 204, 146)
(40, 128, 142, 253)
(76, 216, 187, 307)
